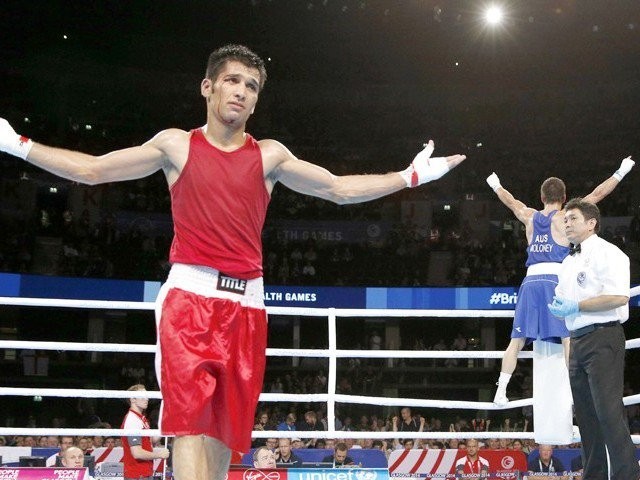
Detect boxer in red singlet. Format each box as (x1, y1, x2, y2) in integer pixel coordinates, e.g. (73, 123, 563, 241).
(0, 45, 466, 480)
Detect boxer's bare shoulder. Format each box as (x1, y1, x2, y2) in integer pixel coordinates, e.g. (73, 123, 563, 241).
(145, 128, 191, 186)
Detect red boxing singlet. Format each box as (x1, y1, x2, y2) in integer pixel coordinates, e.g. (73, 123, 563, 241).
(169, 129, 270, 279)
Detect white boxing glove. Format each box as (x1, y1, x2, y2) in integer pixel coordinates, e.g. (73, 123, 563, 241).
(400, 141, 450, 188)
(486, 172, 502, 192)
(613, 156, 634, 181)
(0, 118, 33, 160)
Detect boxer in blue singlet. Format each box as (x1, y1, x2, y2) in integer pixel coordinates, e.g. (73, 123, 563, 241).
(486, 156, 635, 405)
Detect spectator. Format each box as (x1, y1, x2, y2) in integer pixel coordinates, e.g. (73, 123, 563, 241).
(291, 437, 305, 450)
(395, 407, 419, 432)
(120, 384, 170, 480)
(60, 446, 85, 469)
(103, 437, 116, 449)
(77, 436, 91, 454)
(297, 410, 324, 448)
(265, 438, 279, 451)
(253, 446, 277, 469)
(455, 439, 489, 476)
(277, 413, 297, 431)
(252, 411, 271, 447)
(447, 438, 459, 449)
(297, 411, 323, 432)
(528, 445, 565, 474)
(46, 436, 59, 448)
(322, 442, 355, 467)
(55, 436, 75, 465)
(275, 438, 302, 468)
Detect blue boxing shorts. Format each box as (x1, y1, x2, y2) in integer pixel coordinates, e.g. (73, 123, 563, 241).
(512, 273, 569, 343)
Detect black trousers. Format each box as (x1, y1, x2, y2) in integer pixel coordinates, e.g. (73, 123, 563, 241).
(569, 323, 639, 480)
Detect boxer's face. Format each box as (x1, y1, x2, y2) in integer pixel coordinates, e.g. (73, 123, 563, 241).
(202, 60, 260, 127)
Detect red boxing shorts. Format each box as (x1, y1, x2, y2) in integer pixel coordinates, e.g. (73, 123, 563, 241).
(155, 264, 267, 453)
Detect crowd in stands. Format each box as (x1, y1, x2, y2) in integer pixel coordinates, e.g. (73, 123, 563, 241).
(1, 66, 639, 285)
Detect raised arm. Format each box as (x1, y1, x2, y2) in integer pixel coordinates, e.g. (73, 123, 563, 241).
(0, 117, 179, 185)
(486, 172, 536, 224)
(582, 156, 634, 205)
(263, 138, 466, 204)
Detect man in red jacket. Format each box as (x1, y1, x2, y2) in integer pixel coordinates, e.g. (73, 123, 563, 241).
(120, 384, 170, 480)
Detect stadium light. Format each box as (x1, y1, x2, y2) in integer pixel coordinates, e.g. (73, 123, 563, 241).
(484, 5, 504, 25)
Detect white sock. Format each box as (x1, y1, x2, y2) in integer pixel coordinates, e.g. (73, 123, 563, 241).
(498, 372, 512, 387)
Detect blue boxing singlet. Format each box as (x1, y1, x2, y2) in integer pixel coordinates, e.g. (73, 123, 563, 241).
(525, 210, 570, 266)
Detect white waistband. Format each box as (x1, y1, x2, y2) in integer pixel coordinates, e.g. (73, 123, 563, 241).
(165, 263, 265, 309)
(526, 262, 562, 276)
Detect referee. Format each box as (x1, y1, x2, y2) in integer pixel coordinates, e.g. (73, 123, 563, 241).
(548, 197, 639, 480)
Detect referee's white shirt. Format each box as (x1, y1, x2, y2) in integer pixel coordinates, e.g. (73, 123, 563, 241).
(555, 234, 630, 331)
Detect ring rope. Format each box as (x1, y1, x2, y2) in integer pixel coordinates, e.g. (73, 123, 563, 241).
(3, 339, 640, 356)
(0, 425, 636, 444)
(3, 387, 639, 409)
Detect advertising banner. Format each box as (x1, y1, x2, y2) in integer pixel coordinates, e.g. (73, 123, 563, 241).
(0, 468, 89, 480)
(389, 449, 526, 479)
(228, 468, 389, 480)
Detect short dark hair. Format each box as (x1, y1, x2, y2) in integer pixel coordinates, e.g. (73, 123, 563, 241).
(335, 442, 348, 452)
(565, 197, 601, 233)
(206, 44, 267, 90)
(541, 177, 566, 204)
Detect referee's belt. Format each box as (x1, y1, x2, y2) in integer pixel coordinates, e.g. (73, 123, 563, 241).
(570, 320, 619, 339)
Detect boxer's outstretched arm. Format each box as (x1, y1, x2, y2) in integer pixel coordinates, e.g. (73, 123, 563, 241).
(583, 156, 635, 205)
(486, 172, 535, 224)
(263, 138, 466, 205)
(0, 118, 176, 185)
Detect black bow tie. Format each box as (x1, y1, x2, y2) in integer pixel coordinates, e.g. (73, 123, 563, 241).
(569, 243, 581, 256)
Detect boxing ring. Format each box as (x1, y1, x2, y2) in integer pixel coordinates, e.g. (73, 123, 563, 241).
(0, 288, 639, 445)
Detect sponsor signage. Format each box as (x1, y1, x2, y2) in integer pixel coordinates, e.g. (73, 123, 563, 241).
(388, 449, 526, 479)
(265, 220, 391, 243)
(227, 468, 389, 480)
(264, 286, 365, 308)
(1, 273, 637, 310)
(0, 468, 89, 480)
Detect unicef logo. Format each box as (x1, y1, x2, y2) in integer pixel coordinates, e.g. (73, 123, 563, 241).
(243, 468, 281, 480)
(501, 456, 515, 469)
(355, 470, 378, 480)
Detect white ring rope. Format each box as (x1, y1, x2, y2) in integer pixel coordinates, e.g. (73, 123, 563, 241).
(3, 340, 640, 356)
(0, 426, 636, 445)
(0, 340, 543, 357)
(1, 289, 638, 443)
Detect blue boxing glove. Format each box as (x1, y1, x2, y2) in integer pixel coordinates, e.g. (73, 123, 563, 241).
(548, 296, 579, 318)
